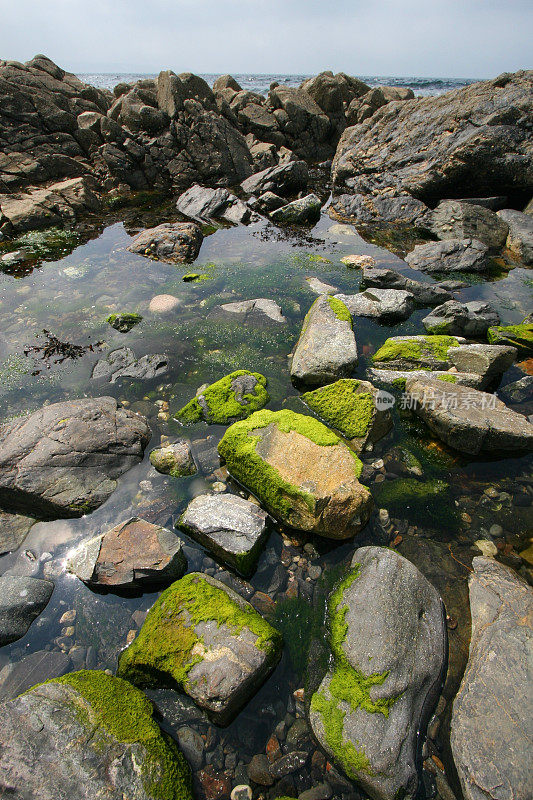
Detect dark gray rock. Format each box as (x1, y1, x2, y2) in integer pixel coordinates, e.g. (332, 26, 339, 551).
(127, 221, 203, 263)
(451, 557, 532, 800)
(270, 193, 322, 225)
(0, 673, 193, 800)
(290, 295, 358, 386)
(497, 208, 533, 264)
(0, 576, 54, 646)
(405, 238, 489, 273)
(267, 85, 331, 160)
(0, 177, 101, 234)
(499, 375, 533, 404)
(448, 344, 517, 387)
(175, 184, 251, 224)
(0, 511, 35, 555)
(248, 753, 273, 785)
(309, 546, 446, 800)
(66, 517, 186, 591)
(0, 650, 72, 701)
(241, 160, 308, 197)
(405, 375, 533, 454)
(0, 396, 150, 519)
(249, 190, 286, 213)
(330, 193, 430, 226)
(91, 346, 169, 382)
(178, 493, 269, 576)
(176, 725, 205, 770)
(269, 750, 308, 779)
(431, 200, 509, 249)
(335, 288, 415, 322)
(360, 266, 453, 306)
(422, 300, 499, 337)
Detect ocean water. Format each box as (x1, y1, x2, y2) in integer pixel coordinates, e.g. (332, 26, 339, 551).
(78, 71, 476, 97)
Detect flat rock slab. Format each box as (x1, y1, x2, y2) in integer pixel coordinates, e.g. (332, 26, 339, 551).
(0, 396, 150, 519)
(118, 572, 282, 724)
(0, 511, 36, 555)
(309, 547, 446, 800)
(0, 671, 193, 800)
(431, 200, 509, 249)
(367, 367, 484, 390)
(448, 343, 516, 386)
(422, 300, 499, 337)
(218, 409, 373, 539)
(211, 298, 287, 326)
(405, 238, 489, 273)
(291, 295, 358, 387)
(306, 276, 338, 295)
(406, 375, 533, 455)
(0, 576, 54, 646)
(179, 493, 269, 575)
(451, 557, 532, 800)
(67, 517, 187, 591)
(360, 266, 452, 306)
(128, 221, 203, 263)
(335, 288, 415, 322)
(92, 346, 169, 382)
(0, 177, 101, 234)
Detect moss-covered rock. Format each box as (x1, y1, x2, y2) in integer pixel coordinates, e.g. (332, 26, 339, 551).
(118, 572, 282, 724)
(149, 441, 196, 477)
(218, 409, 372, 539)
(372, 334, 462, 371)
(487, 322, 533, 354)
(372, 476, 460, 530)
(175, 370, 269, 424)
(107, 312, 143, 332)
(301, 379, 392, 452)
(0, 669, 193, 800)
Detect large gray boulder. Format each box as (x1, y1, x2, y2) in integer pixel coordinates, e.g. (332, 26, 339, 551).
(241, 160, 308, 197)
(67, 517, 187, 591)
(290, 295, 358, 386)
(127, 221, 203, 263)
(0, 576, 54, 646)
(0, 177, 101, 234)
(333, 71, 533, 200)
(360, 266, 453, 306)
(336, 288, 415, 322)
(431, 200, 509, 248)
(405, 375, 533, 454)
(451, 557, 532, 800)
(448, 343, 517, 385)
(309, 547, 446, 800)
(0, 397, 150, 519)
(267, 85, 331, 160)
(0, 671, 193, 799)
(178, 493, 269, 576)
(405, 238, 489, 273)
(270, 193, 322, 225)
(422, 300, 500, 337)
(329, 193, 430, 226)
(175, 183, 251, 224)
(118, 572, 282, 724)
(497, 208, 533, 264)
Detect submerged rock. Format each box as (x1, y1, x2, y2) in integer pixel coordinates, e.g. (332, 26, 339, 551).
(405, 238, 489, 273)
(128, 221, 203, 263)
(451, 557, 532, 800)
(118, 572, 282, 724)
(175, 370, 269, 424)
(67, 517, 186, 591)
(0, 650, 72, 701)
(335, 288, 415, 322)
(106, 312, 142, 332)
(422, 300, 499, 337)
(301, 379, 392, 452)
(270, 193, 322, 225)
(0, 576, 54, 646)
(290, 295, 357, 387)
(211, 297, 287, 326)
(178, 493, 269, 575)
(218, 409, 372, 539)
(360, 266, 452, 306)
(405, 375, 533, 455)
(0, 396, 150, 519)
(0, 670, 193, 799)
(430, 200, 509, 249)
(497, 208, 533, 264)
(149, 440, 196, 477)
(309, 547, 446, 800)
(91, 346, 169, 382)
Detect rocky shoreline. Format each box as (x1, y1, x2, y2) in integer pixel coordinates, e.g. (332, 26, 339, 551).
(0, 55, 532, 800)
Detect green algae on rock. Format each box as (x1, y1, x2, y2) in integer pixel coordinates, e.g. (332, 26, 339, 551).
(4, 670, 193, 800)
(301, 379, 392, 453)
(218, 409, 373, 539)
(309, 547, 447, 800)
(372, 335, 461, 370)
(487, 322, 533, 353)
(107, 312, 143, 332)
(175, 369, 269, 424)
(118, 572, 282, 724)
(149, 440, 196, 477)
(373, 476, 460, 530)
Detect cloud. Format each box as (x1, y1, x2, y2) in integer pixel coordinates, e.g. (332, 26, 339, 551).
(1, 0, 531, 77)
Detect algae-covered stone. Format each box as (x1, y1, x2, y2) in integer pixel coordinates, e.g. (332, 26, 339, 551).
(118, 572, 282, 724)
(301, 379, 392, 452)
(175, 370, 269, 424)
(218, 409, 372, 539)
(290, 295, 357, 387)
(422, 300, 499, 337)
(371, 335, 464, 371)
(0, 669, 193, 800)
(107, 312, 142, 332)
(309, 547, 446, 800)
(128, 221, 203, 264)
(487, 322, 533, 354)
(270, 193, 322, 225)
(178, 493, 269, 575)
(150, 441, 197, 477)
(372, 477, 460, 530)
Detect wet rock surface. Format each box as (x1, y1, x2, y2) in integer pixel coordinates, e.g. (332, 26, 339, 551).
(430, 200, 509, 249)
(91, 346, 169, 382)
(0, 576, 54, 646)
(405, 238, 490, 273)
(360, 266, 453, 306)
(128, 221, 203, 263)
(336, 288, 415, 322)
(422, 300, 500, 337)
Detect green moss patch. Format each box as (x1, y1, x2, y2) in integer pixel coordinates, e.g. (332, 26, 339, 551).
(372, 477, 460, 530)
(372, 335, 460, 365)
(487, 322, 533, 353)
(218, 409, 363, 521)
(118, 573, 281, 690)
(48, 670, 193, 800)
(107, 312, 142, 332)
(175, 369, 269, 424)
(302, 380, 375, 440)
(326, 295, 353, 324)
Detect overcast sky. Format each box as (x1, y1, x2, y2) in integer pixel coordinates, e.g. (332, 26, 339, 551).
(2, 0, 532, 78)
